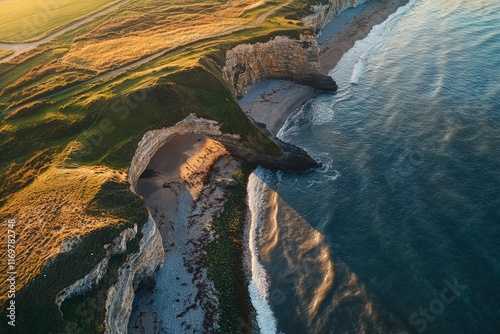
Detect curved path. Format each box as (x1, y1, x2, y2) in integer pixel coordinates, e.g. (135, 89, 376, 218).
(0, 0, 285, 64)
(2, 1, 290, 116)
(0, 0, 131, 63)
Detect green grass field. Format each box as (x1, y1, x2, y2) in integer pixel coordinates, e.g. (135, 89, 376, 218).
(205, 163, 255, 333)
(0, 0, 119, 43)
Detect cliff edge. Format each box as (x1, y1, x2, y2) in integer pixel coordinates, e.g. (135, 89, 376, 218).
(223, 34, 337, 98)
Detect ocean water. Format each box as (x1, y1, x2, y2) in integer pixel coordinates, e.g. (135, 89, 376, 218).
(247, 0, 500, 333)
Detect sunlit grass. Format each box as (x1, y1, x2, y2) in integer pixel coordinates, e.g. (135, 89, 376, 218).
(0, 0, 120, 43)
(61, 0, 280, 71)
(0, 165, 128, 305)
(0, 0, 312, 113)
(0, 50, 13, 60)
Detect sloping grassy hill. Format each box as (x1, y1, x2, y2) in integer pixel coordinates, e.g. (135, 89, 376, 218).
(0, 0, 122, 43)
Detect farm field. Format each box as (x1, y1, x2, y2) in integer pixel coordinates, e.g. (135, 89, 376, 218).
(0, 0, 120, 43)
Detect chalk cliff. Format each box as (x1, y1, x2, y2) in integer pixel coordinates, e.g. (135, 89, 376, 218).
(52, 213, 163, 334)
(223, 34, 337, 98)
(55, 226, 138, 308)
(302, 0, 369, 32)
(105, 216, 163, 334)
(128, 114, 319, 191)
(222, 0, 372, 98)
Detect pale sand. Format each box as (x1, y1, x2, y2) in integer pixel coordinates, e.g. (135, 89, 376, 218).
(238, 80, 315, 136)
(238, 0, 410, 135)
(319, 0, 410, 74)
(128, 135, 241, 333)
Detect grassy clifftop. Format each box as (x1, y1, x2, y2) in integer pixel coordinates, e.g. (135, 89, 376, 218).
(0, 0, 323, 332)
(0, 0, 121, 43)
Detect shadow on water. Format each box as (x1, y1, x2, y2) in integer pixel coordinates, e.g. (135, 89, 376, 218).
(253, 139, 500, 333)
(248, 0, 500, 332)
(251, 89, 500, 334)
(250, 172, 410, 333)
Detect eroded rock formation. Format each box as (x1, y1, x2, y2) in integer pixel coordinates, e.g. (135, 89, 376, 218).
(223, 34, 337, 98)
(104, 216, 164, 334)
(55, 227, 138, 308)
(303, 0, 369, 32)
(128, 114, 319, 191)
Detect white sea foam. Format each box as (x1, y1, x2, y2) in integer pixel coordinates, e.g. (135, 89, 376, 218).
(282, 0, 422, 129)
(350, 60, 366, 84)
(247, 171, 279, 334)
(330, 0, 418, 87)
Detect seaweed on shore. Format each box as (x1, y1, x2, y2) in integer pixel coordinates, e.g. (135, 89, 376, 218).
(204, 162, 256, 333)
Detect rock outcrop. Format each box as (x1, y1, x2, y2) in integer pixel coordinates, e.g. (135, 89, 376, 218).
(55, 227, 137, 308)
(223, 34, 337, 98)
(104, 215, 164, 334)
(53, 214, 163, 334)
(128, 114, 319, 191)
(302, 0, 369, 32)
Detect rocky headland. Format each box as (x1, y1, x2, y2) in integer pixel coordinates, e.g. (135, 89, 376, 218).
(223, 34, 337, 99)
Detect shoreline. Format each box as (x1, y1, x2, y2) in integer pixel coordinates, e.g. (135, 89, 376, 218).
(238, 0, 411, 332)
(128, 0, 412, 332)
(319, 0, 411, 74)
(237, 0, 411, 136)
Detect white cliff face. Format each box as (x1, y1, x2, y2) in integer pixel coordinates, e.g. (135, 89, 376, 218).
(55, 257, 110, 307)
(222, 0, 371, 98)
(128, 114, 319, 176)
(128, 114, 238, 190)
(55, 226, 138, 307)
(54, 216, 163, 334)
(110, 115, 236, 333)
(222, 34, 321, 98)
(302, 0, 369, 32)
(104, 215, 164, 334)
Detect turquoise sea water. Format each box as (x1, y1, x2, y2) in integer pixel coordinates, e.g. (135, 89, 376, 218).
(248, 0, 500, 333)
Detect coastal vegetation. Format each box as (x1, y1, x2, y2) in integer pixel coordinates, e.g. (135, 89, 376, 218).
(204, 163, 255, 333)
(0, 179, 148, 333)
(0, 0, 324, 332)
(0, 0, 120, 43)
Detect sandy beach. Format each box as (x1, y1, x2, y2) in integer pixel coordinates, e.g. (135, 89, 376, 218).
(319, 0, 410, 74)
(238, 80, 316, 136)
(238, 0, 410, 135)
(129, 135, 242, 333)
